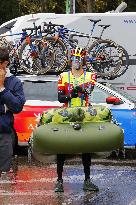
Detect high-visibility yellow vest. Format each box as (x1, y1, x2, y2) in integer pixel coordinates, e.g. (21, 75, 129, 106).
(58, 70, 97, 107)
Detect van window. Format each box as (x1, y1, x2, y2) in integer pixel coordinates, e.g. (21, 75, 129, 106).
(23, 81, 58, 101)
(0, 20, 17, 35)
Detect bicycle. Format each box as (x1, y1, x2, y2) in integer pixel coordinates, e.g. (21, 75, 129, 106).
(67, 19, 129, 79)
(0, 21, 55, 75)
(18, 20, 124, 77)
(18, 23, 55, 75)
(86, 22, 129, 79)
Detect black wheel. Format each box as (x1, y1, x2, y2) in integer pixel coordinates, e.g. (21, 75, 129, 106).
(109, 46, 129, 79)
(9, 54, 20, 75)
(9, 63, 18, 75)
(0, 39, 20, 75)
(43, 37, 67, 73)
(19, 38, 54, 75)
(87, 39, 123, 79)
(0, 37, 13, 51)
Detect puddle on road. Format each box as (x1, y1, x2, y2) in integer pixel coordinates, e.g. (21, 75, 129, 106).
(0, 156, 98, 205)
(0, 156, 136, 205)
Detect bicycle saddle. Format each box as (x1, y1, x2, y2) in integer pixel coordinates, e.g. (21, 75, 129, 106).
(88, 19, 101, 24)
(98, 25, 111, 29)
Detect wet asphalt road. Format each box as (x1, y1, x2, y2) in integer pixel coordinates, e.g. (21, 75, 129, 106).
(0, 156, 136, 205)
(0, 77, 136, 204)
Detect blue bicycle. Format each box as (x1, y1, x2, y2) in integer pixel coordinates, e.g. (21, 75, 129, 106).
(0, 24, 54, 75)
(41, 20, 129, 79)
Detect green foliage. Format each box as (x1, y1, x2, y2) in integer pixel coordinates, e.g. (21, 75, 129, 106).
(18, 0, 66, 15)
(93, 0, 123, 12)
(0, 0, 135, 25)
(0, 0, 20, 24)
(125, 0, 136, 12)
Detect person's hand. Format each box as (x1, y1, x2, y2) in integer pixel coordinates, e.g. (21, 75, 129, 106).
(70, 86, 86, 98)
(70, 87, 78, 98)
(75, 86, 84, 93)
(0, 69, 6, 88)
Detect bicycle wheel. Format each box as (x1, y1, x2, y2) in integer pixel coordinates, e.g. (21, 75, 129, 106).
(43, 37, 67, 72)
(0, 37, 13, 51)
(109, 46, 129, 79)
(87, 39, 123, 79)
(0, 38, 20, 75)
(19, 38, 54, 75)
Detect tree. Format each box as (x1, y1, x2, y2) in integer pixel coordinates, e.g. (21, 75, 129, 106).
(125, 0, 136, 12)
(93, 0, 123, 13)
(75, 0, 123, 13)
(0, 0, 20, 25)
(86, 0, 95, 13)
(0, 0, 136, 26)
(18, 0, 65, 15)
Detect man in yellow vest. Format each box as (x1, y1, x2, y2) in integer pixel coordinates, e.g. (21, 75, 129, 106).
(58, 47, 97, 107)
(55, 46, 99, 192)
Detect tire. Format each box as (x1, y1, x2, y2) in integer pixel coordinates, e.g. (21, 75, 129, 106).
(0, 37, 13, 51)
(19, 38, 54, 75)
(109, 46, 129, 79)
(9, 63, 18, 75)
(43, 37, 67, 73)
(87, 39, 123, 79)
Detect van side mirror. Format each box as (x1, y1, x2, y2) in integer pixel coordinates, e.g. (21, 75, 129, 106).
(106, 96, 123, 105)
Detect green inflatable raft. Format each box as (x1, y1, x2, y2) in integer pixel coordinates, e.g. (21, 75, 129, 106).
(31, 106, 124, 154)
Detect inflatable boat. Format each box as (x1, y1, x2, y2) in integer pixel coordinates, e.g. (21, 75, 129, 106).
(30, 106, 124, 154)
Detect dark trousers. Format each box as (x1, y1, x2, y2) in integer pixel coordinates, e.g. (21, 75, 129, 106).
(0, 132, 14, 172)
(57, 153, 91, 180)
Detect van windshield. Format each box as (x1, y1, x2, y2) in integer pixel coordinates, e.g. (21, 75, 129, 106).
(0, 20, 17, 35)
(23, 81, 58, 101)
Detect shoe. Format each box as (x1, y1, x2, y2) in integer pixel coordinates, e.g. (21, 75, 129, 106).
(55, 179, 64, 192)
(107, 151, 118, 159)
(83, 179, 99, 191)
(0, 172, 10, 181)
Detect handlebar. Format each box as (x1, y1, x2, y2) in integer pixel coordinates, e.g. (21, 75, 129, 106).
(43, 22, 64, 28)
(42, 22, 66, 35)
(22, 25, 42, 36)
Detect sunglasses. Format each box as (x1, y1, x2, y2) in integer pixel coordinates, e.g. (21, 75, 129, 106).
(71, 56, 83, 63)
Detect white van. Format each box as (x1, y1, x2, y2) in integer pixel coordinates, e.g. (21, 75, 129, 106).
(0, 12, 136, 97)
